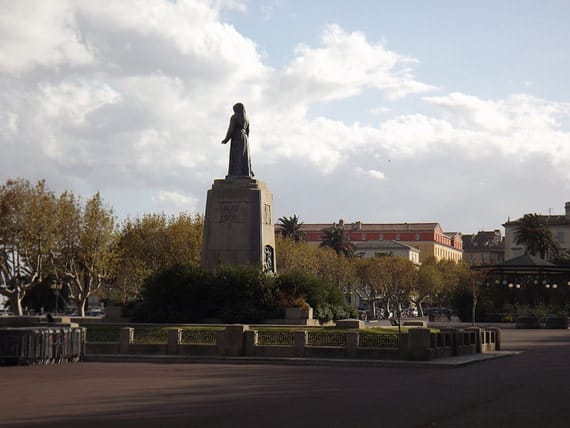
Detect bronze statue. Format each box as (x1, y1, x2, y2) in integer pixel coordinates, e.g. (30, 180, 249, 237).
(221, 103, 253, 177)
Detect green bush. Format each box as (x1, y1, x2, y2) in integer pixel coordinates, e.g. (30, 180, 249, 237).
(133, 265, 354, 324)
(133, 264, 277, 323)
(133, 264, 213, 323)
(211, 265, 278, 323)
(276, 271, 355, 323)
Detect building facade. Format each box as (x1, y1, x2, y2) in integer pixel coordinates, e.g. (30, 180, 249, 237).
(353, 240, 421, 265)
(299, 220, 463, 263)
(503, 202, 570, 260)
(462, 230, 505, 266)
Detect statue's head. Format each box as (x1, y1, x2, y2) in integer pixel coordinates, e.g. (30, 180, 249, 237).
(233, 102, 245, 115)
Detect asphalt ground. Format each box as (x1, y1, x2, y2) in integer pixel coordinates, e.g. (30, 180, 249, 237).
(1, 328, 569, 428)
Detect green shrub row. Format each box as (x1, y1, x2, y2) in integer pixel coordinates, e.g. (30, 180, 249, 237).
(131, 264, 356, 324)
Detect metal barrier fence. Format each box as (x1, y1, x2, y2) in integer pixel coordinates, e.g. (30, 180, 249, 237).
(0, 327, 84, 366)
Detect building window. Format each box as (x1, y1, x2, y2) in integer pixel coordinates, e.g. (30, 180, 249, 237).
(396, 233, 400, 240)
(361, 233, 366, 241)
(415, 233, 420, 240)
(378, 233, 383, 240)
(375, 251, 392, 257)
(556, 232, 565, 243)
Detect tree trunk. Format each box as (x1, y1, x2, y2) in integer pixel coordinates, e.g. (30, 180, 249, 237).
(74, 297, 88, 317)
(9, 293, 24, 316)
(383, 300, 391, 319)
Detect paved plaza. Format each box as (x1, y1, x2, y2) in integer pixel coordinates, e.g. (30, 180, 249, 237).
(1, 328, 569, 428)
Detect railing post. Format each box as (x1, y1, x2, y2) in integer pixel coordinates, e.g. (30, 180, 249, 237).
(167, 329, 181, 354)
(244, 330, 258, 356)
(345, 332, 359, 358)
(294, 331, 307, 357)
(217, 325, 249, 356)
(119, 327, 133, 354)
(408, 328, 431, 361)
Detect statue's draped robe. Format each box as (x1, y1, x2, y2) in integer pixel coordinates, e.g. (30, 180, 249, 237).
(225, 114, 252, 177)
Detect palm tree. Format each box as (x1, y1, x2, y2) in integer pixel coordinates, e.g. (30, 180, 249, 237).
(319, 225, 355, 257)
(277, 215, 306, 242)
(514, 213, 560, 259)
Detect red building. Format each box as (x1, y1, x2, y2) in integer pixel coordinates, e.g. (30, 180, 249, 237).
(299, 220, 463, 263)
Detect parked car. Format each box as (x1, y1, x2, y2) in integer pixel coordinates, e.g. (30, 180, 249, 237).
(86, 308, 105, 317)
(425, 307, 455, 320)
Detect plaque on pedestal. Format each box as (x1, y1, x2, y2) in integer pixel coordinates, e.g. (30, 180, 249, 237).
(201, 177, 276, 272)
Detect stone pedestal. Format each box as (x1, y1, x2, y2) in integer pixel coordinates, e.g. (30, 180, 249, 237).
(201, 177, 276, 272)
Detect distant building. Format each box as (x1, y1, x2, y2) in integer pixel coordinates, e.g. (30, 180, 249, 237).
(298, 220, 463, 263)
(462, 230, 505, 266)
(353, 240, 421, 265)
(504, 202, 570, 260)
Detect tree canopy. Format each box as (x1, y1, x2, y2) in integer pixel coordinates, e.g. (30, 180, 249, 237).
(112, 213, 203, 304)
(0, 179, 59, 314)
(319, 225, 355, 257)
(514, 213, 560, 260)
(277, 214, 305, 242)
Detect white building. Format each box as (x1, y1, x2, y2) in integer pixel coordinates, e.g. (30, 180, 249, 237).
(353, 240, 421, 265)
(503, 202, 570, 260)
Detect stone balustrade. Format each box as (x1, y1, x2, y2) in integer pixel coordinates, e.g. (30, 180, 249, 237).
(84, 324, 500, 361)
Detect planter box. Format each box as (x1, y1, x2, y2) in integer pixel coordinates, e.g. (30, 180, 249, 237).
(285, 307, 313, 320)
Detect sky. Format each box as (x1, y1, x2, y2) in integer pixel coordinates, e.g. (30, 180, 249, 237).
(1, 0, 569, 234)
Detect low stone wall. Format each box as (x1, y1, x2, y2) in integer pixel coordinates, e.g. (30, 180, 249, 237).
(83, 325, 500, 362)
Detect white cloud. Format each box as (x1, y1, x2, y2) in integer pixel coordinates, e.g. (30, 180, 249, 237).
(1, 0, 569, 233)
(39, 80, 121, 125)
(152, 190, 199, 214)
(422, 93, 570, 165)
(0, 0, 94, 72)
(282, 24, 435, 103)
(355, 167, 385, 180)
(425, 92, 511, 133)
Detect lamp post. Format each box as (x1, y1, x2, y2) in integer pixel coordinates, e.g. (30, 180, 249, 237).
(51, 280, 63, 314)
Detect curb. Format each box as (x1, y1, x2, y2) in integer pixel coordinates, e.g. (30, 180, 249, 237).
(83, 351, 520, 369)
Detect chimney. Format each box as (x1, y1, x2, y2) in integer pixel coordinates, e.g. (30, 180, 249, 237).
(566, 202, 570, 220)
(338, 219, 344, 227)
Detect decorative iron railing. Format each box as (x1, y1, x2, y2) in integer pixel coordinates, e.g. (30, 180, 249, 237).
(85, 326, 120, 343)
(180, 329, 218, 344)
(359, 333, 399, 348)
(257, 330, 295, 346)
(307, 332, 345, 347)
(133, 328, 168, 344)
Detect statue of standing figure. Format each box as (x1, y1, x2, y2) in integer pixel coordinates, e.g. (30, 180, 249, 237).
(221, 102, 254, 178)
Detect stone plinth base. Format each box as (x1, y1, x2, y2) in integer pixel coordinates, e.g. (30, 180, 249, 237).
(201, 177, 276, 271)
